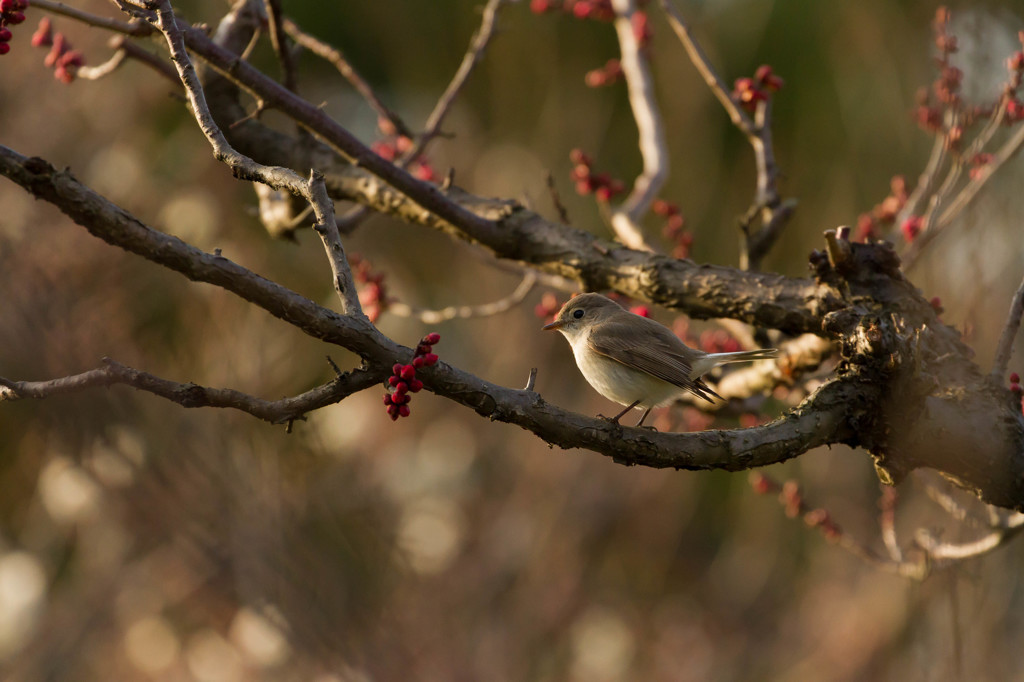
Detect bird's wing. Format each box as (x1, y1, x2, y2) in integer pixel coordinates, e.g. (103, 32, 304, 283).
(587, 320, 722, 403)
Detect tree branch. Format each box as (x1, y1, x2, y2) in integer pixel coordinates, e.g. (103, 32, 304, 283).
(991, 272, 1024, 380)
(0, 358, 383, 425)
(141, 0, 361, 316)
(0, 146, 854, 476)
(406, 0, 506, 160)
(281, 17, 411, 138)
(607, 0, 664, 251)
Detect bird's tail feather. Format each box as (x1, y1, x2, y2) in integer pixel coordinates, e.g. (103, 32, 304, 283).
(710, 348, 778, 364)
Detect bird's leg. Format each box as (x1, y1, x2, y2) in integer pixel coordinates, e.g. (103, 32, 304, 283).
(635, 408, 654, 429)
(600, 400, 641, 424)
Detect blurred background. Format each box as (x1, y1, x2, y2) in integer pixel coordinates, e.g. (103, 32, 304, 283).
(3, 0, 1024, 679)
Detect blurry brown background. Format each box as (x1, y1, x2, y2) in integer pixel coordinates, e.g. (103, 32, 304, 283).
(3, 0, 1024, 680)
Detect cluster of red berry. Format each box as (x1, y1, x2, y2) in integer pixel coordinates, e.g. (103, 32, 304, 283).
(569, 148, 624, 202)
(652, 199, 692, 259)
(915, 12, 1024, 146)
(349, 254, 389, 323)
(731, 65, 784, 113)
(584, 58, 622, 88)
(371, 118, 436, 182)
(1010, 374, 1023, 416)
(855, 175, 908, 242)
(530, 0, 615, 21)
(969, 153, 994, 181)
(384, 333, 440, 421)
(900, 215, 923, 243)
(0, 0, 27, 56)
(31, 17, 85, 83)
(531, 0, 652, 88)
(749, 473, 843, 542)
(1002, 34, 1024, 123)
(534, 292, 561, 324)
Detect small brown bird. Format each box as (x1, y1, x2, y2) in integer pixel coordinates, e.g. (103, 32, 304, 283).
(543, 293, 777, 427)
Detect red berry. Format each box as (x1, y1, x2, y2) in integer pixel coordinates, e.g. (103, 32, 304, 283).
(0, 43, 9, 55)
(901, 216, 923, 242)
(31, 18, 52, 47)
(400, 364, 416, 381)
(425, 333, 441, 344)
(413, 356, 425, 369)
(392, 363, 403, 375)
(1011, 382, 1022, 393)
(409, 378, 424, 393)
(394, 381, 408, 395)
(383, 393, 393, 405)
(1011, 373, 1020, 384)
(749, 472, 775, 495)
(59, 51, 84, 68)
(421, 353, 438, 366)
(5, 10, 25, 25)
(0, 28, 11, 42)
(573, 1, 593, 19)
(398, 405, 411, 418)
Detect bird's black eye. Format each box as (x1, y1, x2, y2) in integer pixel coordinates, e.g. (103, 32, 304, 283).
(572, 309, 585, 319)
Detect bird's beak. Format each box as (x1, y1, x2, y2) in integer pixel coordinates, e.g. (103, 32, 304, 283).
(542, 319, 563, 331)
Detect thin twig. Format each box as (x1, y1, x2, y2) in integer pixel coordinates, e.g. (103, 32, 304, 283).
(134, 0, 362, 316)
(938, 109, 1024, 229)
(309, 170, 363, 314)
(32, 0, 153, 36)
(546, 171, 571, 224)
(263, 0, 297, 92)
(404, 0, 506, 161)
(75, 48, 127, 80)
(281, 17, 410, 137)
(523, 368, 538, 392)
(990, 271, 1024, 380)
(0, 358, 383, 424)
(660, 0, 752, 134)
(879, 487, 904, 563)
(915, 513, 1024, 562)
(661, 0, 792, 269)
(387, 271, 537, 323)
(895, 131, 946, 231)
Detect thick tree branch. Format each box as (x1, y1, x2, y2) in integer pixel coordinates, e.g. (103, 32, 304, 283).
(62, 0, 833, 333)
(0, 147, 851, 476)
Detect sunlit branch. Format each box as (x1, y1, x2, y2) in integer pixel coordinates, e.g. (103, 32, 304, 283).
(387, 272, 537, 324)
(607, 0, 664, 251)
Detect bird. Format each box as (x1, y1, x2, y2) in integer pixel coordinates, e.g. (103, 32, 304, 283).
(542, 293, 777, 428)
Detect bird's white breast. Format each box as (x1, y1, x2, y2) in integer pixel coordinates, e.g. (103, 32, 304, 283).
(568, 332, 683, 410)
